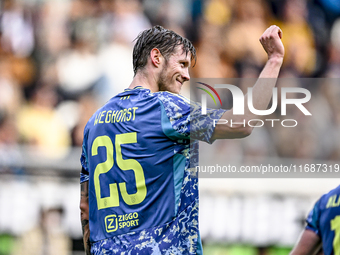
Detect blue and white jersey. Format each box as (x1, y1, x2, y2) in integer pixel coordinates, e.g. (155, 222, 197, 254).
(306, 185, 340, 255)
(80, 86, 225, 254)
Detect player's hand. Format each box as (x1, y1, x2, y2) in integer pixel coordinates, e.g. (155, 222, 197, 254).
(259, 25, 284, 61)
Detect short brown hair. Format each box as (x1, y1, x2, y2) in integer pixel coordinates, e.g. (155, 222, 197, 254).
(133, 25, 196, 75)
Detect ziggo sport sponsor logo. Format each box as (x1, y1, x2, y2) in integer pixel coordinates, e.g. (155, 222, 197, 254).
(105, 212, 139, 233)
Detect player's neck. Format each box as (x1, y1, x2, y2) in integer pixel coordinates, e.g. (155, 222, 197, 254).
(129, 69, 159, 93)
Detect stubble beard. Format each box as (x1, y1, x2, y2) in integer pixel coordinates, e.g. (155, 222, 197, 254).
(157, 60, 171, 92)
(158, 69, 167, 92)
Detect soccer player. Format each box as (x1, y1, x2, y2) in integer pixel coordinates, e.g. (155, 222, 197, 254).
(80, 25, 284, 254)
(290, 185, 340, 255)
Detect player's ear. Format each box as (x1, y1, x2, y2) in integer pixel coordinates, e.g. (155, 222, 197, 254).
(150, 48, 163, 68)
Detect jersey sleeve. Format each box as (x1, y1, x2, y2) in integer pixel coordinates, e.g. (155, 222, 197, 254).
(80, 124, 89, 183)
(305, 199, 321, 237)
(157, 92, 226, 143)
(190, 100, 226, 143)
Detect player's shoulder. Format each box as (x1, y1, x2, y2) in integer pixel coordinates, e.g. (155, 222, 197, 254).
(322, 185, 340, 199)
(154, 91, 196, 116)
(318, 185, 340, 209)
(154, 92, 195, 122)
(155, 91, 191, 104)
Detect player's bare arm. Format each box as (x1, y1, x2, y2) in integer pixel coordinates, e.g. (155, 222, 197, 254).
(290, 229, 322, 255)
(80, 180, 91, 255)
(212, 25, 285, 139)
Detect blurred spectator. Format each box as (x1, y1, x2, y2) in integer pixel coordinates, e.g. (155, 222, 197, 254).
(111, 0, 151, 43)
(143, 0, 190, 31)
(96, 0, 150, 103)
(97, 37, 134, 102)
(36, 0, 71, 61)
(0, 111, 22, 174)
(71, 93, 99, 146)
(12, 207, 71, 255)
(0, 60, 23, 116)
(275, 0, 317, 75)
(16, 85, 70, 158)
(1, 0, 34, 57)
(192, 21, 236, 78)
(325, 18, 340, 77)
(224, 0, 271, 71)
(56, 37, 101, 100)
(204, 0, 231, 26)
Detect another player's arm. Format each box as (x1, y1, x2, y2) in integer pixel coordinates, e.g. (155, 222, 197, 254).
(80, 180, 91, 255)
(290, 229, 322, 255)
(212, 25, 284, 139)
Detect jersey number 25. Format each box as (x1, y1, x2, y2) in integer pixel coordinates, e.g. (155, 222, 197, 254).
(91, 132, 147, 210)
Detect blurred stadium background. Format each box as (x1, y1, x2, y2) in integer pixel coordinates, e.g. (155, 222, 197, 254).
(1, 0, 340, 254)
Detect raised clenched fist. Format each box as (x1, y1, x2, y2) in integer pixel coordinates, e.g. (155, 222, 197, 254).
(259, 25, 285, 61)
